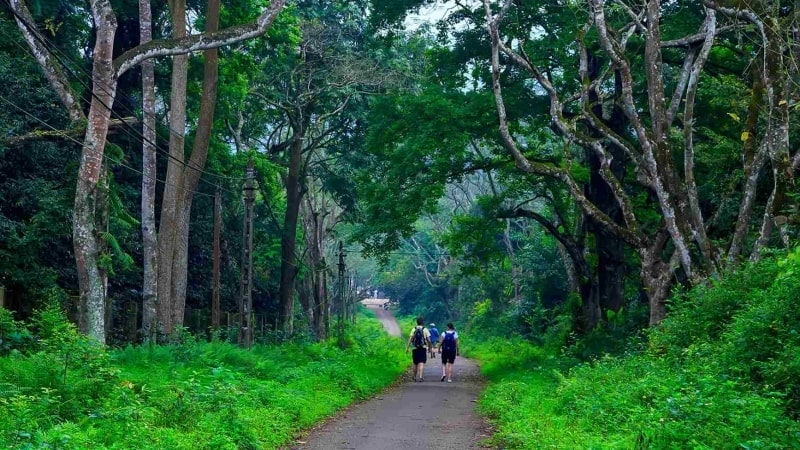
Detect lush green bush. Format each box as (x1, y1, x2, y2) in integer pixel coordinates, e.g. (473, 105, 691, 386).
(0, 307, 407, 449)
(650, 249, 800, 417)
(473, 251, 800, 448)
(649, 258, 782, 354)
(0, 307, 33, 355)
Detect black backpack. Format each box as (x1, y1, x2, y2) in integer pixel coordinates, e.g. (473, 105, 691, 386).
(412, 327, 425, 349)
(441, 331, 456, 352)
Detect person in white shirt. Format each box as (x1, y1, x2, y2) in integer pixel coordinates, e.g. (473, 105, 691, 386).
(439, 322, 459, 382)
(404, 316, 432, 382)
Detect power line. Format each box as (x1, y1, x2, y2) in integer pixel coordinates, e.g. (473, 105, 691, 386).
(0, 3, 249, 190)
(1, 10, 377, 297)
(1, 90, 356, 323)
(0, 93, 216, 199)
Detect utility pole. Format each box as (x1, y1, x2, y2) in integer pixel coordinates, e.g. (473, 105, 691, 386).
(349, 270, 358, 324)
(211, 186, 221, 332)
(337, 241, 345, 348)
(238, 158, 256, 348)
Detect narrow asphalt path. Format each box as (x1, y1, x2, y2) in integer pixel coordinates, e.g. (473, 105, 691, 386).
(291, 305, 492, 450)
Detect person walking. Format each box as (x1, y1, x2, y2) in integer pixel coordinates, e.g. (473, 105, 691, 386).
(405, 316, 432, 382)
(439, 322, 459, 383)
(428, 323, 440, 359)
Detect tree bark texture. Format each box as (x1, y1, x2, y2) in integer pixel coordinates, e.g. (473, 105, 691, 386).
(301, 185, 334, 340)
(156, 0, 189, 336)
(585, 52, 628, 319)
(169, 0, 222, 332)
(278, 132, 305, 335)
(140, 0, 158, 342)
(72, 0, 118, 343)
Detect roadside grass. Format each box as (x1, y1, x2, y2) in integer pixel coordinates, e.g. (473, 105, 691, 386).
(0, 307, 407, 449)
(472, 340, 799, 449)
(468, 252, 800, 449)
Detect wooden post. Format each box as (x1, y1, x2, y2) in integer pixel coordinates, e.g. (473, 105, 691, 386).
(212, 187, 221, 331)
(337, 241, 346, 348)
(0, 286, 5, 309)
(238, 158, 256, 348)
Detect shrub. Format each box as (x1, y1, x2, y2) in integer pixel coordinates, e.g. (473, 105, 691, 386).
(717, 251, 800, 416)
(0, 307, 33, 355)
(649, 258, 781, 355)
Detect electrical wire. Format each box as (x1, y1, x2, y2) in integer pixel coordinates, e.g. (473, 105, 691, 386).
(0, 7, 392, 304)
(0, 3, 250, 190)
(0, 93, 217, 199)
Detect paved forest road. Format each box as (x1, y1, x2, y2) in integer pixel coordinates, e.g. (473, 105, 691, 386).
(291, 305, 492, 450)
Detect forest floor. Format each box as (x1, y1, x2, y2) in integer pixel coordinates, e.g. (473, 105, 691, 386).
(289, 305, 493, 449)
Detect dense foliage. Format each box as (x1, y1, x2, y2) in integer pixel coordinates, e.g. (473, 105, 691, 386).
(2, 0, 800, 447)
(0, 307, 406, 449)
(469, 250, 800, 449)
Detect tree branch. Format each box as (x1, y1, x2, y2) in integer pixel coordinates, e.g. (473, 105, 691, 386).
(114, 0, 286, 76)
(8, 0, 85, 123)
(2, 117, 138, 147)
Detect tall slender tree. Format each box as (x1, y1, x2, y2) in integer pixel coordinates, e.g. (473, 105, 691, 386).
(9, 0, 286, 342)
(139, 0, 158, 342)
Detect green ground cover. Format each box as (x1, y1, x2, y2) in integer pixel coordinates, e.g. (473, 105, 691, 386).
(469, 251, 800, 449)
(0, 308, 407, 449)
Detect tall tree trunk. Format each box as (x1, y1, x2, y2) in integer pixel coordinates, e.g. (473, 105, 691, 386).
(157, 0, 188, 335)
(169, 0, 221, 330)
(72, 0, 118, 344)
(302, 189, 332, 340)
(278, 133, 304, 335)
(140, 0, 158, 342)
(99, 164, 110, 337)
(11, 0, 286, 342)
(313, 256, 328, 339)
(297, 257, 315, 331)
(501, 220, 522, 303)
(158, 0, 223, 332)
(585, 55, 627, 319)
(299, 202, 318, 337)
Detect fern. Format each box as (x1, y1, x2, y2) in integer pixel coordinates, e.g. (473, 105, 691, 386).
(101, 231, 134, 272)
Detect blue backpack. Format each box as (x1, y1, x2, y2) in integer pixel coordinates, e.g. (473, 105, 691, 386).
(441, 331, 456, 352)
(429, 327, 439, 342)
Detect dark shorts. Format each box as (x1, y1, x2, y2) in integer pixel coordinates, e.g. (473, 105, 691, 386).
(441, 349, 456, 364)
(412, 348, 427, 364)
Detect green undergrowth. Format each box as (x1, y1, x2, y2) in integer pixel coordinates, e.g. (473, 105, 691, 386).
(470, 250, 800, 449)
(0, 307, 407, 449)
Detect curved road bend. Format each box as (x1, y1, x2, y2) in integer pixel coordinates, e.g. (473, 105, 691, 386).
(291, 305, 491, 450)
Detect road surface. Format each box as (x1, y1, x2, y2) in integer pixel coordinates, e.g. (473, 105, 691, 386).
(291, 305, 492, 449)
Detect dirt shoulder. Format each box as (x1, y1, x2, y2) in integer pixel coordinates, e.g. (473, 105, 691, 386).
(291, 306, 492, 449)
